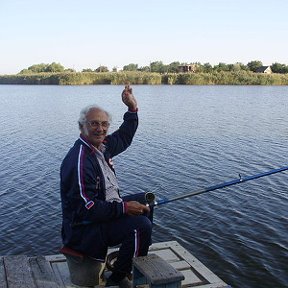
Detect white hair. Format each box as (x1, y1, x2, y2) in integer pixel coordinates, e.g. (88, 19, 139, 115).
(78, 104, 112, 130)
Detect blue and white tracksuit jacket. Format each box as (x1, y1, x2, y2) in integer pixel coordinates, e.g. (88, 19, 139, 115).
(60, 110, 151, 263)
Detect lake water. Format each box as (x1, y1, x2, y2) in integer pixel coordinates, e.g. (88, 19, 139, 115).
(0, 85, 287, 288)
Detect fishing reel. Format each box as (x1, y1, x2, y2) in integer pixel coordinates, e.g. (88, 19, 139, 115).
(145, 191, 156, 206)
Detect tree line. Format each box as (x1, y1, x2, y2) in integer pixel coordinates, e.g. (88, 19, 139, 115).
(1, 60, 288, 85)
(1, 70, 288, 85)
(17, 60, 288, 75)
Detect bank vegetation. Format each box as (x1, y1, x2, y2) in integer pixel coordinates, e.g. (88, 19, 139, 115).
(1, 70, 288, 85)
(1, 60, 288, 85)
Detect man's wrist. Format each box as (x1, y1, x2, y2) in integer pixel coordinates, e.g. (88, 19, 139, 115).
(128, 107, 138, 112)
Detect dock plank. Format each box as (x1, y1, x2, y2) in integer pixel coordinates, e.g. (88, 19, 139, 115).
(0, 257, 8, 288)
(51, 261, 73, 287)
(29, 256, 59, 288)
(50, 258, 72, 288)
(180, 269, 202, 286)
(149, 248, 180, 262)
(4, 255, 36, 288)
(168, 241, 227, 285)
(149, 243, 206, 286)
(169, 260, 190, 270)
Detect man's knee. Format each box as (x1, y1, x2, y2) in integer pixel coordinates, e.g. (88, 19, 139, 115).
(137, 216, 152, 236)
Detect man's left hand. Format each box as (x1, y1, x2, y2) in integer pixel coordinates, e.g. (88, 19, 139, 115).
(122, 84, 138, 111)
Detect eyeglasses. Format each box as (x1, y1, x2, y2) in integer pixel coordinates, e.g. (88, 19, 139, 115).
(86, 120, 110, 128)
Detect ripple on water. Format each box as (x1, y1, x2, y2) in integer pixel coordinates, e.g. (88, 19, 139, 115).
(1, 85, 288, 288)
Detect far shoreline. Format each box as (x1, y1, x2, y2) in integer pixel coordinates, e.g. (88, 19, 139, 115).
(0, 71, 288, 85)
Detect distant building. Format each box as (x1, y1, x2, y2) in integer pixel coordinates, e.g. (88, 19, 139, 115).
(255, 66, 272, 74)
(178, 64, 197, 73)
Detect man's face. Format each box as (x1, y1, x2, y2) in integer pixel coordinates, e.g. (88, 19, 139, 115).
(82, 108, 110, 148)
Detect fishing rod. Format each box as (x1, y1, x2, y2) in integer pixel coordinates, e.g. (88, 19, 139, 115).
(144, 165, 288, 207)
(106, 165, 288, 272)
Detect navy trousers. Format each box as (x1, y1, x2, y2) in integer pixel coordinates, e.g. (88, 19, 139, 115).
(104, 192, 153, 278)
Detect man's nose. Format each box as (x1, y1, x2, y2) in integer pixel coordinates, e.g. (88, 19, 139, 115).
(95, 125, 104, 132)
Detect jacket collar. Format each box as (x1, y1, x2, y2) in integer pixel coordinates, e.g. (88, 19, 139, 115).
(79, 134, 96, 152)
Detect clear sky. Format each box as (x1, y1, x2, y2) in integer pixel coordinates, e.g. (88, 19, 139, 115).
(0, 0, 287, 74)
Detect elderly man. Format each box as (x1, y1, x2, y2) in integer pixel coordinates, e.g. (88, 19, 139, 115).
(60, 86, 152, 286)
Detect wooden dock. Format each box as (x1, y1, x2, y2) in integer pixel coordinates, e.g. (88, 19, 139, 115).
(0, 241, 230, 287)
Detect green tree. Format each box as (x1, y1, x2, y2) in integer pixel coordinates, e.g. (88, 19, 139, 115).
(167, 62, 180, 73)
(64, 68, 76, 73)
(45, 62, 65, 72)
(150, 61, 168, 73)
(18, 68, 33, 74)
(247, 60, 263, 72)
(201, 63, 213, 73)
(138, 66, 150, 72)
(271, 62, 288, 74)
(213, 62, 230, 72)
(82, 68, 94, 72)
(27, 63, 48, 73)
(18, 62, 66, 73)
(235, 62, 249, 71)
(95, 66, 109, 72)
(227, 63, 242, 72)
(123, 63, 138, 71)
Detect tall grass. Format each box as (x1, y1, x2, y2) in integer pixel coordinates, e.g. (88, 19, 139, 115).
(0, 71, 287, 85)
